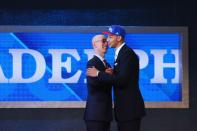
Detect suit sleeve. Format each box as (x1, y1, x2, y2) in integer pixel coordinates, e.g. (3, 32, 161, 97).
(86, 61, 110, 87)
(98, 52, 138, 88)
(86, 61, 100, 86)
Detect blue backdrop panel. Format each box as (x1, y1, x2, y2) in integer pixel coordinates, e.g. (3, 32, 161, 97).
(0, 28, 185, 106)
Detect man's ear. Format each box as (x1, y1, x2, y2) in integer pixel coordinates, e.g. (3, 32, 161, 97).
(93, 42, 97, 48)
(117, 36, 122, 41)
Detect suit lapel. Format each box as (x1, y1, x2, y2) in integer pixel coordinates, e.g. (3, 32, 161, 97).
(115, 44, 127, 62)
(114, 44, 127, 67)
(94, 55, 106, 70)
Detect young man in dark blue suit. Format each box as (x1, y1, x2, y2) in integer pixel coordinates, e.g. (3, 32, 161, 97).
(84, 35, 113, 131)
(87, 25, 146, 131)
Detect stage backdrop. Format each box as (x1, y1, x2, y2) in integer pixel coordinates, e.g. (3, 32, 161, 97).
(0, 26, 188, 108)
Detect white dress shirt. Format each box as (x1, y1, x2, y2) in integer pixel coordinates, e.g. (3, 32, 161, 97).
(115, 42, 125, 61)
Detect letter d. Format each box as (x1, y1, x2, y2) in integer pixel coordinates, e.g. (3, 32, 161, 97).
(9, 49, 46, 83)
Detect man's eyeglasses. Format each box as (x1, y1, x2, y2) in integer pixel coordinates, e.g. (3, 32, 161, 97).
(94, 39, 107, 43)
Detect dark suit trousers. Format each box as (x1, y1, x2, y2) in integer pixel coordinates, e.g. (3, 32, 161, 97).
(85, 121, 110, 131)
(117, 118, 141, 131)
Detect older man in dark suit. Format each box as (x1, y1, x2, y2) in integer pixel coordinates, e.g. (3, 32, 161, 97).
(87, 25, 146, 131)
(84, 34, 113, 131)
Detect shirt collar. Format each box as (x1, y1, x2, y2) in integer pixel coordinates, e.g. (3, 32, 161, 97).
(95, 53, 105, 61)
(115, 42, 125, 57)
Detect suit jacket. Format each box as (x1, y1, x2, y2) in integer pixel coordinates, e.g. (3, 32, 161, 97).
(98, 44, 146, 122)
(84, 55, 113, 122)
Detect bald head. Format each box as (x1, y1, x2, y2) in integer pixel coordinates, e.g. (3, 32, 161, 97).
(91, 34, 108, 58)
(92, 34, 106, 45)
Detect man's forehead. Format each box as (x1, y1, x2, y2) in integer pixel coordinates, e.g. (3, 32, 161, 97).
(108, 34, 116, 37)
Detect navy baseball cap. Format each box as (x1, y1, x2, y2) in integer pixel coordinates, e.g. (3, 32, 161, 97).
(103, 25, 126, 38)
